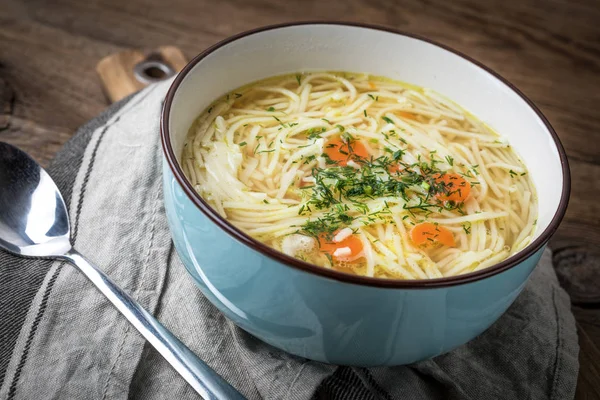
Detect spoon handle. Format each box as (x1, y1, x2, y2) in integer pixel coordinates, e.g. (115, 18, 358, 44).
(62, 249, 245, 400)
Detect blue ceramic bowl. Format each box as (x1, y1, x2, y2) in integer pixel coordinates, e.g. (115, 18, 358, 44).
(160, 23, 570, 366)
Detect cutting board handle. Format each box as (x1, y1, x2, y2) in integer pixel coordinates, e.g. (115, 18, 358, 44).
(96, 46, 187, 103)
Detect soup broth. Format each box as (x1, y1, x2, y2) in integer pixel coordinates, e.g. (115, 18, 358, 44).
(182, 72, 537, 279)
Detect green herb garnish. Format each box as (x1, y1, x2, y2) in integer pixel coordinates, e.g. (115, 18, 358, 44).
(462, 222, 472, 234)
(294, 134, 469, 237)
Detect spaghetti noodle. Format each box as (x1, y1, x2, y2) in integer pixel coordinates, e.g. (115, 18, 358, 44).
(182, 72, 537, 279)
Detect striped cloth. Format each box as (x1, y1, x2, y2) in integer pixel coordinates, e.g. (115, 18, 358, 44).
(0, 80, 579, 400)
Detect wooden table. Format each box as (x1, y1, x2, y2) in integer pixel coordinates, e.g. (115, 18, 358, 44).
(2, 0, 599, 397)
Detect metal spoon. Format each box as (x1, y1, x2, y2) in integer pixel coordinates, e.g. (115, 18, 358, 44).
(0, 142, 245, 400)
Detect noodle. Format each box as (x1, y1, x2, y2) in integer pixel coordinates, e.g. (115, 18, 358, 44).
(181, 72, 538, 279)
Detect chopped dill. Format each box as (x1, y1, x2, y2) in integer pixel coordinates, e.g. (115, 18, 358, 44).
(307, 127, 327, 139)
(462, 222, 472, 234)
(303, 154, 317, 165)
(294, 149, 469, 236)
(298, 140, 317, 149)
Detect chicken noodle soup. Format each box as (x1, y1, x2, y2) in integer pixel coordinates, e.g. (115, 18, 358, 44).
(182, 72, 537, 279)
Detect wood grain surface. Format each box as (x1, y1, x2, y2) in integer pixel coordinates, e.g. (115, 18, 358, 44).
(1, 0, 599, 398)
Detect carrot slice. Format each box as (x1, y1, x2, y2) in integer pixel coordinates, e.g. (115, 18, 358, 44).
(434, 173, 471, 203)
(388, 163, 403, 174)
(411, 222, 455, 247)
(324, 136, 368, 166)
(319, 230, 364, 261)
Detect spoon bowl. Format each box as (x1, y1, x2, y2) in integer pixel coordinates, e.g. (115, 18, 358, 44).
(0, 143, 71, 257)
(0, 142, 244, 400)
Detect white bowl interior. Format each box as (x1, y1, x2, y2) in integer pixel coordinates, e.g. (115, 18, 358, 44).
(168, 24, 564, 244)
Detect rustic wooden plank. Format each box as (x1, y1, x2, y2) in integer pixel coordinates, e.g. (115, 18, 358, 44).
(0, 14, 114, 155)
(1, 0, 599, 397)
(550, 157, 600, 260)
(574, 309, 600, 400)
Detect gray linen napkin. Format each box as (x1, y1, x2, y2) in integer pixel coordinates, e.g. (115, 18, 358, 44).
(0, 80, 579, 400)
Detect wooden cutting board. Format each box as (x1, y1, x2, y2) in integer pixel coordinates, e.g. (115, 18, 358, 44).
(96, 46, 187, 103)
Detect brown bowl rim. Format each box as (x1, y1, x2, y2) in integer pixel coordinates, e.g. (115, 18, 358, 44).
(160, 21, 571, 289)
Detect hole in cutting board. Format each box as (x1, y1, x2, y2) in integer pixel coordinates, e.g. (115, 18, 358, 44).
(133, 60, 175, 84)
(144, 66, 167, 79)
